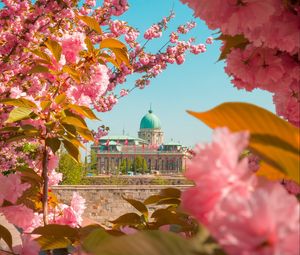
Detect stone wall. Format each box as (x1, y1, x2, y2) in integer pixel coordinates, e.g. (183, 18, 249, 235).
(84, 176, 192, 186)
(52, 185, 191, 226)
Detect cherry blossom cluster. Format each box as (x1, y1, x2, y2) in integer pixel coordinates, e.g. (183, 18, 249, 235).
(0, 139, 41, 172)
(0, 0, 211, 115)
(0, 0, 213, 252)
(0, 146, 84, 253)
(182, 128, 300, 254)
(181, 0, 300, 126)
(105, 12, 212, 92)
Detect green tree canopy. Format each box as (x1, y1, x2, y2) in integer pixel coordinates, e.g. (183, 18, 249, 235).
(57, 153, 84, 184)
(131, 156, 148, 174)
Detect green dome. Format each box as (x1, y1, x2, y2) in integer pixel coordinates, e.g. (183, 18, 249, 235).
(140, 110, 162, 129)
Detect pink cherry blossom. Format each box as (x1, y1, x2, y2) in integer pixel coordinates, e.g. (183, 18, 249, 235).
(205, 37, 213, 45)
(53, 192, 86, 227)
(119, 89, 129, 97)
(182, 0, 300, 126)
(61, 32, 85, 64)
(144, 25, 162, 40)
(182, 128, 250, 222)
(53, 205, 78, 227)
(182, 128, 300, 255)
(48, 169, 63, 186)
(0, 205, 40, 232)
(71, 192, 86, 219)
(48, 153, 59, 171)
(13, 234, 40, 255)
(0, 173, 30, 205)
(209, 181, 299, 255)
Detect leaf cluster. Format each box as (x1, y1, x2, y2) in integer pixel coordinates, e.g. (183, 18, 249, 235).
(25, 188, 224, 255)
(110, 188, 198, 236)
(188, 102, 300, 184)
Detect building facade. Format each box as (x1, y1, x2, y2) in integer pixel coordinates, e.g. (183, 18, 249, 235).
(91, 109, 188, 174)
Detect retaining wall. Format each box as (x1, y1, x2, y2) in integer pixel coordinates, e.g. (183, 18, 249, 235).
(52, 185, 191, 226)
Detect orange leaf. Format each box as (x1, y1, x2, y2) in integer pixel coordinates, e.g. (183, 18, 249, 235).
(188, 102, 300, 183)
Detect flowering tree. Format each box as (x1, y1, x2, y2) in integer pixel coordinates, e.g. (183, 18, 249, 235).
(179, 0, 300, 254)
(0, 0, 212, 253)
(181, 0, 300, 127)
(0, 0, 299, 254)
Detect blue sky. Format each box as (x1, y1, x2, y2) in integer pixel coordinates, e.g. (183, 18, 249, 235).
(88, 0, 274, 147)
(87, 0, 275, 147)
(0, 0, 274, 147)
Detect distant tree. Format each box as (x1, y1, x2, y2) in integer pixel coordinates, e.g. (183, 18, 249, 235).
(57, 153, 84, 185)
(89, 149, 98, 174)
(119, 158, 132, 174)
(131, 156, 148, 174)
(119, 159, 127, 174)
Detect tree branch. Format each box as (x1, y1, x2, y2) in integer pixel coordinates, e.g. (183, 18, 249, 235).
(42, 143, 49, 225)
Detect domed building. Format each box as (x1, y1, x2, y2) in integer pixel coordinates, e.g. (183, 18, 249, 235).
(138, 109, 164, 145)
(91, 108, 188, 175)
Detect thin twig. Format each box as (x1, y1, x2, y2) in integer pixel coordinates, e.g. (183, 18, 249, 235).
(42, 143, 49, 225)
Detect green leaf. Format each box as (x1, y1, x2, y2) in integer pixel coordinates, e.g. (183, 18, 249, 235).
(61, 116, 87, 129)
(79, 224, 106, 240)
(100, 38, 127, 50)
(187, 102, 300, 183)
(151, 209, 186, 227)
(159, 188, 181, 199)
(0, 98, 37, 108)
(216, 34, 249, 61)
(84, 37, 94, 52)
(110, 48, 131, 68)
(46, 137, 61, 154)
(250, 143, 299, 183)
(21, 124, 37, 131)
(87, 230, 197, 255)
(32, 224, 79, 238)
(76, 127, 94, 141)
(35, 236, 71, 251)
(41, 100, 52, 110)
(99, 53, 120, 69)
(6, 107, 32, 123)
(62, 135, 85, 149)
(5, 133, 39, 143)
(62, 66, 80, 82)
(82, 228, 110, 253)
(45, 121, 56, 131)
(122, 196, 148, 218)
(29, 65, 49, 74)
(110, 213, 142, 225)
(45, 39, 62, 62)
(19, 167, 43, 186)
(151, 208, 175, 219)
(191, 226, 226, 255)
(144, 195, 163, 205)
(0, 126, 20, 132)
(55, 93, 67, 105)
(78, 15, 102, 34)
(30, 49, 51, 62)
(63, 110, 87, 126)
(251, 133, 299, 155)
(61, 124, 77, 137)
(0, 224, 13, 251)
(62, 139, 80, 162)
(67, 104, 98, 120)
(157, 198, 181, 205)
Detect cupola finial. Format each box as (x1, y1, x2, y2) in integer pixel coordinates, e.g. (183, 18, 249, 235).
(149, 103, 152, 113)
